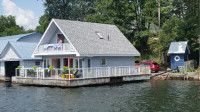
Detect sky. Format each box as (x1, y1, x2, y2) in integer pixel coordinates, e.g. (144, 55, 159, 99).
(0, 0, 45, 30)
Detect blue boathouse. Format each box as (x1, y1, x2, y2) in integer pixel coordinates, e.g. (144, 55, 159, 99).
(168, 41, 190, 70)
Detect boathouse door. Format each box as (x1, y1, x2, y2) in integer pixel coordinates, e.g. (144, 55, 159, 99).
(5, 61, 19, 77)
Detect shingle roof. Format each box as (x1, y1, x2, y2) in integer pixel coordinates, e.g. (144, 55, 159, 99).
(10, 42, 41, 60)
(168, 41, 189, 54)
(54, 19, 140, 56)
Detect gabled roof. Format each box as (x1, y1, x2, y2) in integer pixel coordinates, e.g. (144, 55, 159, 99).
(168, 41, 190, 54)
(0, 32, 41, 54)
(37, 19, 140, 56)
(9, 42, 41, 60)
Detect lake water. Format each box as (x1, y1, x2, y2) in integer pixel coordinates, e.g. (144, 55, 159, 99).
(1, 80, 200, 112)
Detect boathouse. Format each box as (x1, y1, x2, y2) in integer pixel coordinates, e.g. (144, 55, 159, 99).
(15, 19, 150, 87)
(168, 41, 190, 70)
(0, 32, 42, 80)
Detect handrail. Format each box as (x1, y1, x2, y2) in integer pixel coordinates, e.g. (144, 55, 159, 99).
(15, 66, 151, 79)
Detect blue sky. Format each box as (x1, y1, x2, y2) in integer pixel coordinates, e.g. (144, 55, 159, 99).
(0, 0, 45, 30)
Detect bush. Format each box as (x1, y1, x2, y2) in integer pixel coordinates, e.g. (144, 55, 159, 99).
(17, 66, 22, 70)
(187, 68, 197, 72)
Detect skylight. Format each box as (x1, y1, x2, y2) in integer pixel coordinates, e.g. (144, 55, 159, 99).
(96, 32, 104, 39)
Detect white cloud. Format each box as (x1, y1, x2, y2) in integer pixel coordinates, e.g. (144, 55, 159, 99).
(2, 0, 39, 30)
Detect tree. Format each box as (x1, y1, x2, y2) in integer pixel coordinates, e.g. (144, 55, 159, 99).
(36, 14, 50, 34)
(0, 15, 24, 36)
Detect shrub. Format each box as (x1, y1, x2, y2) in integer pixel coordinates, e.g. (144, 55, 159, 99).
(17, 66, 22, 70)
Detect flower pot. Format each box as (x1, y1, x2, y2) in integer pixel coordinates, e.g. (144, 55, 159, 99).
(66, 74, 70, 79)
(62, 75, 65, 79)
(71, 75, 75, 79)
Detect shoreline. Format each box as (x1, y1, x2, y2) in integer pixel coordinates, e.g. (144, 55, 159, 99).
(151, 72, 200, 81)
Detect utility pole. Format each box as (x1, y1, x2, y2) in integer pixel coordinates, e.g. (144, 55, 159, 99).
(199, 0, 200, 68)
(158, 0, 160, 37)
(158, 0, 161, 61)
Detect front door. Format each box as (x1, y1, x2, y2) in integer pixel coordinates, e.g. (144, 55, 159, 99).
(51, 58, 60, 75)
(5, 61, 19, 77)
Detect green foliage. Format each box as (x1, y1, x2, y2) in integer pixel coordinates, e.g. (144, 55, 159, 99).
(48, 66, 54, 72)
(0, 15, 25, 36)
(61, 66, 74, 74)
(187, 68, 197, 72)
(35, 14, 50, 34)
(38, 0, 200, 65)
(33, 66, 37, 70)
(17, 66, 22, 70)
(27, 69, 36, 75)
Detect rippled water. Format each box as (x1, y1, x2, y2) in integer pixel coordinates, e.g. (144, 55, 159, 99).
(1, 80, 200, 112)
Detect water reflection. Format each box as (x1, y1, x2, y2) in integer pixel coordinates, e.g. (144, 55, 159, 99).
(5, 81, 12, 87)
(0, 81, 200, 112)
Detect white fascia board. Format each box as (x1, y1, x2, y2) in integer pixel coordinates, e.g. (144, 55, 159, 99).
(79, 54, 141, 57)
(53, 19, 80, 57)
(34, 52, 77, 57)
(31, 20, 55, 58)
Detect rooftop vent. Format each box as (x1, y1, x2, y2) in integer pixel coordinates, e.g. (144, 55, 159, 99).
(95, 31, 104, 39)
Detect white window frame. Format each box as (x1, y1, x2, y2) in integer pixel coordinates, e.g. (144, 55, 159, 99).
(35, 61, 40, 66)
(100, 58, 107, 66)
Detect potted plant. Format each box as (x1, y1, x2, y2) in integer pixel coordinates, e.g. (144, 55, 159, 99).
(61, 66, 68, 79)
(33, 66, 37, 71)
(63, 67, 75, 79)
(17, 66, 22, 76)
(17, 66, 22, 70)
(48, 66, 54, 72)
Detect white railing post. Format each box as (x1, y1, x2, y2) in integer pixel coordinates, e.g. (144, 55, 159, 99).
(95, 68, 97, 78)
(83, 69, 85, 78)
(43, 69, 45, 78)
(15, 69, 17, 77)
(25, 69, 27, 78)
(139, 66, 141, 75)
(69, 68, 71, 80)
(129, 67, 131, 75)
(108, 67, 110, 77)
(37, 68, 39, 78)
(56, 69, 58, 79)
(115, 67, 117, 76)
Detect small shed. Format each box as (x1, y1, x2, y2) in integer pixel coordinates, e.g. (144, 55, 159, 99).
(168, 41, 190, 70)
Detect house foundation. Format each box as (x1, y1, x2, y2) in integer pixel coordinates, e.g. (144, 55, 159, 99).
(14, 74, 150, 87)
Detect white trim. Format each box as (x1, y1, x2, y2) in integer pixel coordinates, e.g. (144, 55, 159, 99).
(80, 54, 140, 57)
(34, 52, 77, 57)
(53, 19, 80, 56)
(87, 58, 91, 68)
(174, 55, 180, 61)
(32, 20, 55, 58)
(100, 58, 107, 66)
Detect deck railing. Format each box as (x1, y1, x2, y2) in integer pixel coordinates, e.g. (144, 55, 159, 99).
(35, 43, 75, 54)
(15, 66, 151, 80)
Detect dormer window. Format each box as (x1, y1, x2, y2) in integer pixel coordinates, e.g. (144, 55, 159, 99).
(57, 34, 64, 43)
(96, 32, 104, 39)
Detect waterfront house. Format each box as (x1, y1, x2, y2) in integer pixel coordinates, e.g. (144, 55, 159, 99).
(0, 32, 42, 78)
(168, 41, 190, 70)
(32, 19, 140, 72)
(15, 19, 151, 87)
